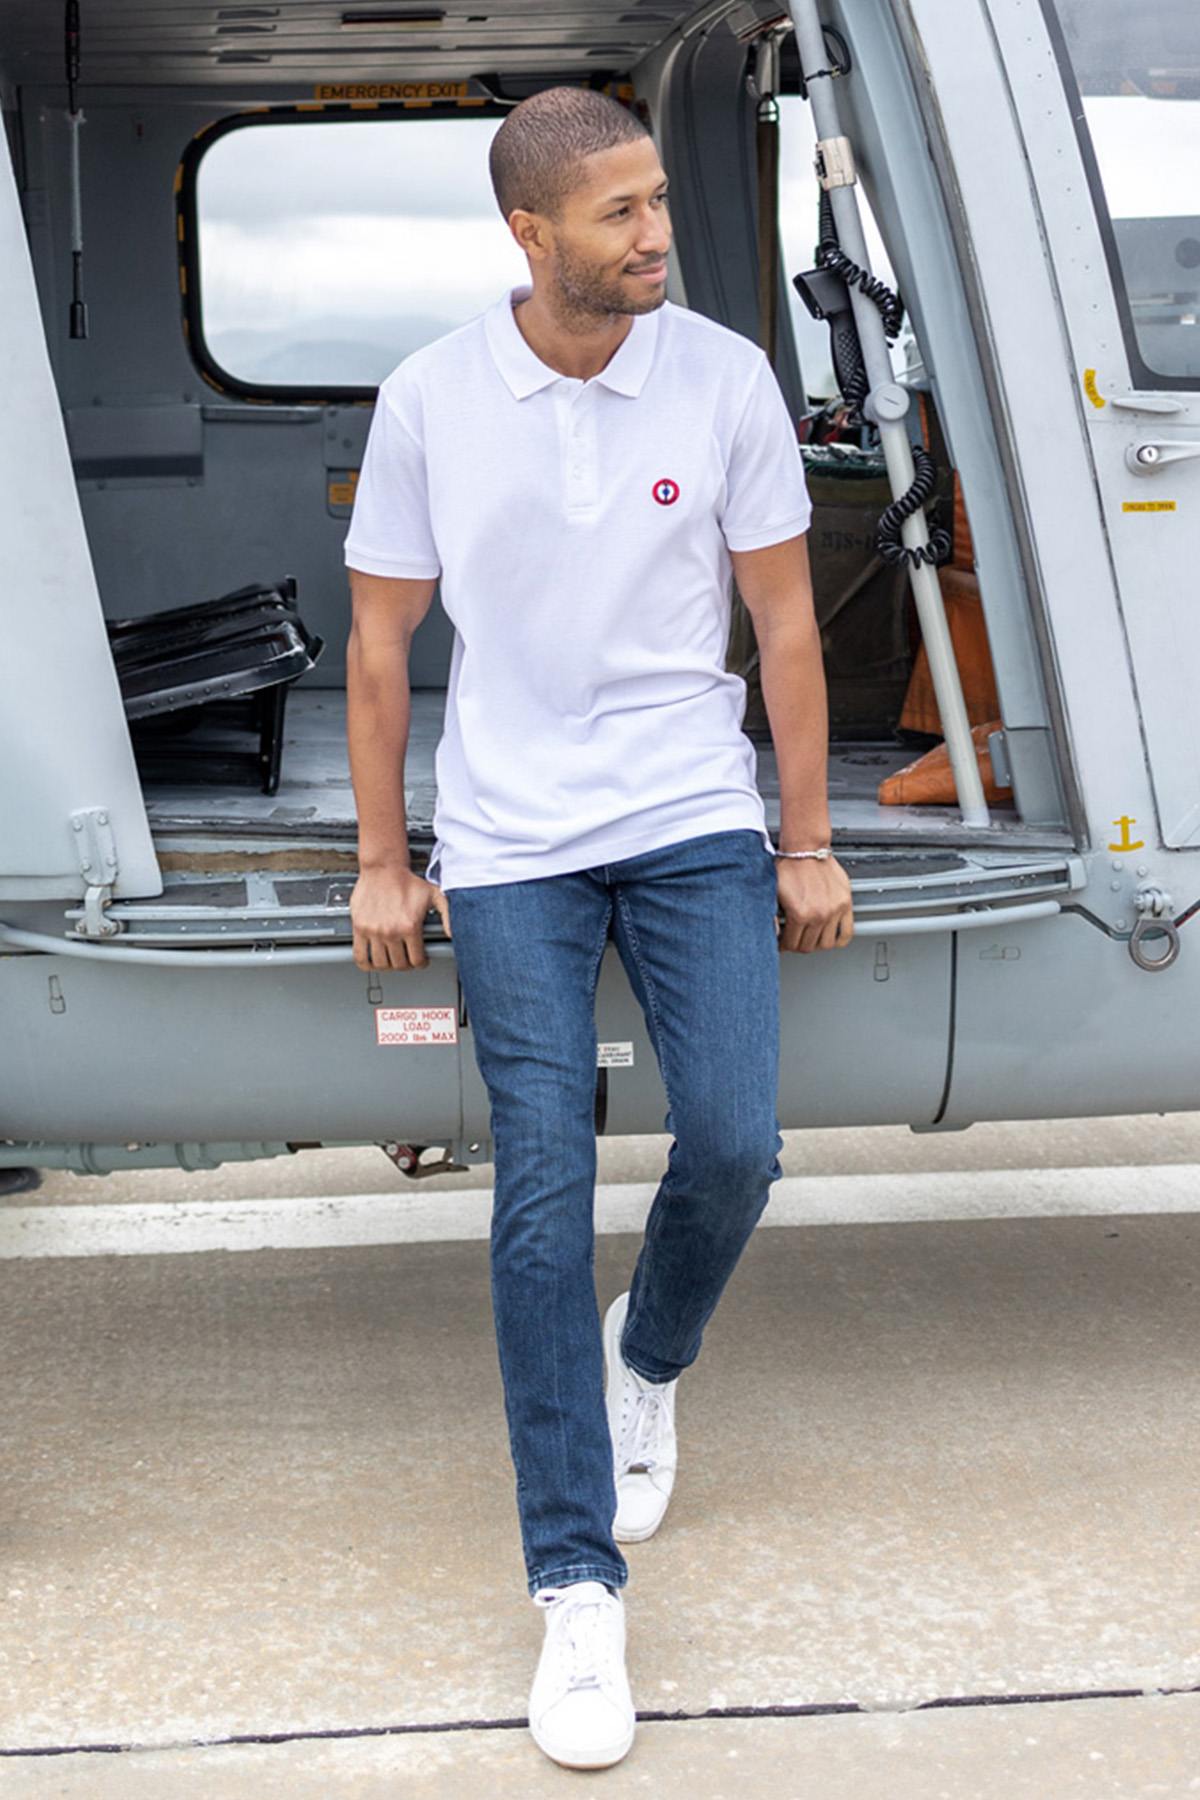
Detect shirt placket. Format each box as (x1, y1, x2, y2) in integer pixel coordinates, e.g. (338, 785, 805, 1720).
(559, 381, 599, 516)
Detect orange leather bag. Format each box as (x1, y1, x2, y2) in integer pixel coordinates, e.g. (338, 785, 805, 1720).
(896, 564, 1000, 736)
(878, 716, 1011, 805)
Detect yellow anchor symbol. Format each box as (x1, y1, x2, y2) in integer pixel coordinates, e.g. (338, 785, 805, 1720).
(1107, 815, 1144, 853)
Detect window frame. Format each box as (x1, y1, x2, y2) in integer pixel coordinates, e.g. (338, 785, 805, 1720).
(176, 100, 513, 404)
(1039, 0, 1200, 393)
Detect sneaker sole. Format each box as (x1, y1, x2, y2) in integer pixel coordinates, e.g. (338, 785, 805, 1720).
(530, 1717, 636, 1769)
(613, 1506, 668, 1544)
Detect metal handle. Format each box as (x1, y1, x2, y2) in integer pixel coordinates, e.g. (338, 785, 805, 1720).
(1, 899, 1063, 968)
(0, 922, 456, 969)
(808, 898, 1062, 937)
(1125, 439, 1200, 475)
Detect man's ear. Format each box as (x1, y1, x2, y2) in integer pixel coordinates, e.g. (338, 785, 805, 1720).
(509, 208, 551, 262)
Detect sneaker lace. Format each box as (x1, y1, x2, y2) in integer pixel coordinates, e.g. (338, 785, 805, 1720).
(619, 1384, 667, 1474)
(545, 1591, 616, 1692)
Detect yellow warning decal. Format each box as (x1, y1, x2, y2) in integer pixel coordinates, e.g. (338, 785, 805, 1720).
(1083, 368, 1106, 408)
(328, 473, 359, 507)
(313, 81, 471, 101)
(1122, 500, 1177, 512)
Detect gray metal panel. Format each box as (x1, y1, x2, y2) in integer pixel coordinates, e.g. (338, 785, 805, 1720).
(0, 110, 161, 900)
(774, 932, 952, 1126)
(322, 406, 370, 471)
(65, 400, 203, 482)
(462, 929, 954, 1138)
(943, 909, 1200, 1123)
(907, 0, 1155, 867)
(982, 3, 1200, 849)
(0, 0, 705, 88)
(0, 952, 463, 1140)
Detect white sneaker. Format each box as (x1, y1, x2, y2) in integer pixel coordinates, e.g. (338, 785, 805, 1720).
(528, 1580, 635, 1769)
(603, 1290, 679, 1542)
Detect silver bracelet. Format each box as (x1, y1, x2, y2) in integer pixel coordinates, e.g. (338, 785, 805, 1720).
(774, 846, 832, 860)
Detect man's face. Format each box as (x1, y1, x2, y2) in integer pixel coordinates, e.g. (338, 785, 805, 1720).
(542, 136, 672, 319)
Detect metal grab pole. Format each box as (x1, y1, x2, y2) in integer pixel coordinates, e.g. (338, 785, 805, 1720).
(783, 1, 990, 828)
(0, 921, 455, 968)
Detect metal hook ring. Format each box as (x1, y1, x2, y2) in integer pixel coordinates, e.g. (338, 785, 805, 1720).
(1129, 913, 1181, 972)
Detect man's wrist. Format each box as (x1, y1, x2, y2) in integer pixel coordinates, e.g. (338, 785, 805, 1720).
(358, 848, 413, 874)
(778, 832, 832, 853)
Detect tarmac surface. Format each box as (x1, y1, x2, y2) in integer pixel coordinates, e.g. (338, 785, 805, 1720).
(1, 1116, 1198, 1795)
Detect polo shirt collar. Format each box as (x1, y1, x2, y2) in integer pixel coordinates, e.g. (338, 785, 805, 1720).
(485, 282, 659, 400)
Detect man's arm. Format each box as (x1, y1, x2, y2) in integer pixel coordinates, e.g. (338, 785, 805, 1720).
(345, 567, 449, 968)
(729, 533, 854, 952)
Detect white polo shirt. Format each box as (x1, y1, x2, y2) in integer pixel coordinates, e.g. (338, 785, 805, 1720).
(343, 281, 812, 891)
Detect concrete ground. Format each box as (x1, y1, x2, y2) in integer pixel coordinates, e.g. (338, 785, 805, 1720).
(1, 1116, 1199, 1795)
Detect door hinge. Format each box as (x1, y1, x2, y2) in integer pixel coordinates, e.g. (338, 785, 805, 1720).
(69, 807, 121, 938)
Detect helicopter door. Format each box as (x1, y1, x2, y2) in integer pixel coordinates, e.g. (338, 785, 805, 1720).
(1009, 1, 1200, 848)
(0, 117, 161, 904)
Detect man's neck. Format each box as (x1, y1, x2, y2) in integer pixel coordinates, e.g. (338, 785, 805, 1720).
(512, 287, 634, 384)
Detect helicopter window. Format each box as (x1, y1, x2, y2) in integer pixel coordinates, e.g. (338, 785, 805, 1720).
(1044, 0, 1200, 388)
(188, 111, 526, 395)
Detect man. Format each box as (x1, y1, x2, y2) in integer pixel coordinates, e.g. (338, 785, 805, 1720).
(343, 85, 853, 1772)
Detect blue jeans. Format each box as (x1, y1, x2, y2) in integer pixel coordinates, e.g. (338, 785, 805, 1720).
(446, 828, 784, 1598)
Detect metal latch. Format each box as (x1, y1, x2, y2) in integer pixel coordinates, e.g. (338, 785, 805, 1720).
(986, 728, 1011, 790)
(1125, 439, 1200, 475)
(814, 134, 857, 189)
(69, 807, 121, 938)
(381, 1141, 469, 1180)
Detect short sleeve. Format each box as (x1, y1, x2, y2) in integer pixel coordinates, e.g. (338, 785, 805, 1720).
(718, 354, 813, 552)
(342, 378, 442, 579)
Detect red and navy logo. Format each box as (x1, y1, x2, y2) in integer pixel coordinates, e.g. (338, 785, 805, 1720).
(652, 477, 680, 506)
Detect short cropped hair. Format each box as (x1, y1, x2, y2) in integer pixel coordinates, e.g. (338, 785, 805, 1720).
(488, 86, 649, 222)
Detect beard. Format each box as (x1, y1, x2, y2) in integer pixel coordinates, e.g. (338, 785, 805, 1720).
(547, 234, 667, 329)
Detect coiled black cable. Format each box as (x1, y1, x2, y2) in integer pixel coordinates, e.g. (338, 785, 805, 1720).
(815, 188, 904, 350)
(875, 444, 953, 568)
(809, 189, 901, 425)
(813, 190, 953, 570)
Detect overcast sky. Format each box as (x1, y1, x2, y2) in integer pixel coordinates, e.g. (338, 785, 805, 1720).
(195, 89, 1196, 391)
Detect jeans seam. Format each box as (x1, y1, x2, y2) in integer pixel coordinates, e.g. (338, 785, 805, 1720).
(587, 893, 614, 1012)
(612, 888, 677, 1131)
(541, 892, 611, 1533)
(612, 885, 691, 1376)
(531, 1563, 628, 1596)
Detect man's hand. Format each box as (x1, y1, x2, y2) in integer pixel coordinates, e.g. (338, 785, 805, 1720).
(350, 865, 451, 972)
(774, 854, 854, 953)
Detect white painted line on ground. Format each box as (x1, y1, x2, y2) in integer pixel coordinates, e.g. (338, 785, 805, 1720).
(0, 1164, 1197, 1259)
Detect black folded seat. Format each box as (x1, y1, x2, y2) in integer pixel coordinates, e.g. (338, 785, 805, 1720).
(106, 575, 324, 795)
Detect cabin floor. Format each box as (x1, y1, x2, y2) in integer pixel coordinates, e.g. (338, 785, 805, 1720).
(137, 686, 1046, 852)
